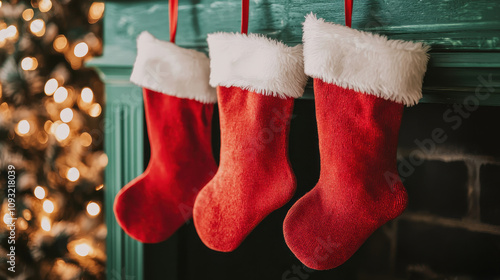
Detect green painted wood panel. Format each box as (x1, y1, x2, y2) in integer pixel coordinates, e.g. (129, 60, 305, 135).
(101, 81, 144, 280)
(88, 1, 500, 279)
(98, 0, 500, 105)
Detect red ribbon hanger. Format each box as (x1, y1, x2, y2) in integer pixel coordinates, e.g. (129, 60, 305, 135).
(169, 0, 179, 43)
(241, 0, 249, 34)
(345, 0, 353, 28)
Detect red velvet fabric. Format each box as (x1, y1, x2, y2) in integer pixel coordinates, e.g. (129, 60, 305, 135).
(114, 89, 217, 243)
(193, 86, 296, 252)
(283, 79, 408, 270)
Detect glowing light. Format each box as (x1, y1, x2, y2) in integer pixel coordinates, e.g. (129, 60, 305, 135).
(60, 108, 73, 123)
(80, 132, 92, 147)
(44, 78, 58, 95)
(89, 103, 101, 117)
(50, 120, 62, 134)
(99, 153, 108, 167)
(75, 243, 91, 256)
(5, 25, 17, 38)
(37, 131, 48, 144)
(17, 120, 30, 135)
(88, 2, 105, 24)
(39, 0, 52, 12)
(55, 123, 70, 141)
(53, 87, 68, 103)
(18, 218, 28, 230)
(30, 19, 45, 37)
(95, 184, 104, 191)
(43, 200, 55, 213)
(67, 167, 80, 182)
(22, 9, 34, 21)
(21, 57, 38, 71)
(74, 42, 89, 58)
(44, 120, 53, 133)
(23, 209, 32, 221)
(81, 87, 93, 103)
(86, 202, 100, 216)
(53, 35, 68, 51)
(3, 214, 13, 224)
(34, 186, 46, 199)
(41, 217, 51, 231)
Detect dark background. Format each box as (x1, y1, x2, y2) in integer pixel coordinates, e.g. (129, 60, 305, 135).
(143, 100, 500, 280)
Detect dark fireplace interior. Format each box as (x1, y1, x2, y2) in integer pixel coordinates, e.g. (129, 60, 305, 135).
(142, 99, 500, 280)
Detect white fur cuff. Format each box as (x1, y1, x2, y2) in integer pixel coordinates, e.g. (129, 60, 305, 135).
(207, 33, 308, 99)
(303, 14, 430, 106)
(130, 31, 217, 104)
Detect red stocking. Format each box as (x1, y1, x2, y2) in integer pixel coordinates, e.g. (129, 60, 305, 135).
(283, 14, 430, 270)
(193, 33, 308, 252)
(114, 32, 218, 243)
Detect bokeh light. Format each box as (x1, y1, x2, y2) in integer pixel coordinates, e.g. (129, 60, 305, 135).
(67, 167, 80, 182)
(55, 123, 70, 141)
(21, 57, 38, 71)
(60, 108, 73, 123)
(81, 87, 93, 103)
(89, 103, 101, 117)
(43, 200, 55, 213)
(86, 202, 100, 216)
(17, 120, 30, 135)
(30, 19, 45, 37)
(34, 186, 46, 199)
(74, 42, 89, 57)
(44, 78, 58, 96)
(53, 87, 68, 103)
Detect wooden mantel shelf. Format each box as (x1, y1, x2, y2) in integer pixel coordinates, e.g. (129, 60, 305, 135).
(87, 0, 500, 279)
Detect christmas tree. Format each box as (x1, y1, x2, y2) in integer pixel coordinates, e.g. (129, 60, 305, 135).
(0, 0, 106, 279)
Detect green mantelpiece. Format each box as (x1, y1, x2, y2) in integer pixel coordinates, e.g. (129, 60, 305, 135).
(88, 0, 500, 279)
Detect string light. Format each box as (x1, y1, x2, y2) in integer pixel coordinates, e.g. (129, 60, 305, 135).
(23, 209, 32, 221)
(89, 103, 101, 117)
(95, 184, 104, 191)
(86, 202, 100, 216)
(80, 132, 92, 147)
(53, 35, 68, 52)
(17, 120, 30, 135)
(41, 217, 51, 231)
(30, 19, 45, 37)
(88, 2, 105, 24)
(37, 131, 48, 144)
(1, 25, 18, 40)
(3, 213, 12, 224)
(55, 123, 70, 141)
(74, 42, 89, 58)
(39, 0, 52, 12)
(34, 186, 46, 199)
(99, 153, 108, 167)
(44, 78, 58, 96)
(22, 9, 34, 21)
(43, 200, 55, 213)
(60, 108, 73, 123)
(67, 167, 80, 182)
(53, 87, 68, 103)
(81, 87, 93, 103)
(50, 120, 62, 134)
(21, 57, 38, 71)
(74, 243, 91, 256)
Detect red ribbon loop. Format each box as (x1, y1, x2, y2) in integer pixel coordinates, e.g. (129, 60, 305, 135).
(345, 0, 353, 28)
(169, 0, 178, 43)
(241, 0, 249, 34)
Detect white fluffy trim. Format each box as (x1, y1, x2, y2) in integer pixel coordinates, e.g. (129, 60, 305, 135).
(303, 14, 430, 106)
(207, 33, 308, 99)
(130, 31, 217, 104)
